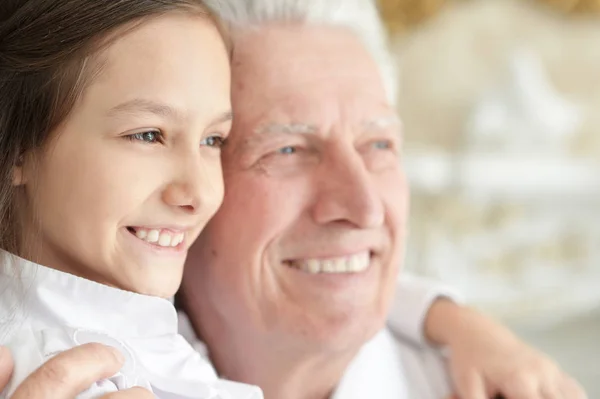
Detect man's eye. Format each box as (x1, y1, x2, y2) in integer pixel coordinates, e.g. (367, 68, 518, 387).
(126, 130, 163, 144)
(372, 140, 393, 150)
(277, 146, 297, 155)
(201, 135, 227, 148)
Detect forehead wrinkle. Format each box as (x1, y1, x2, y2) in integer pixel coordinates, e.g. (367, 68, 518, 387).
(361, 115, 402, 131)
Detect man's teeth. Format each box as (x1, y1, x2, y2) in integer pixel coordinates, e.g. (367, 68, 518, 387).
(133, 228, 184, 247)
(289, 252, 370, 274)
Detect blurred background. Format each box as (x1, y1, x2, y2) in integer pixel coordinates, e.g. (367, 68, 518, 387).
(376, 0, 600, 395)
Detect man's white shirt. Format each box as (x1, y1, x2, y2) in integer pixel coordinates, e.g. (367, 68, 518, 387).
(179, 273, 458, 399)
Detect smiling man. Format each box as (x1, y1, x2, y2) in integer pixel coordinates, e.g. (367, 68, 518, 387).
(175, 1, 587, 399)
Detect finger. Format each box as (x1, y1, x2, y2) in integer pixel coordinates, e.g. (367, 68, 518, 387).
(500, 377, 542, 399)
(0, 346, 14, 392)
(454, 370, 487, 399)
(11, 343, 124, 399)
(101, 387, 154, 399)
(559, 376, 588, 399)
(534, 368, 572, 399)
(540, 383, 561, 399)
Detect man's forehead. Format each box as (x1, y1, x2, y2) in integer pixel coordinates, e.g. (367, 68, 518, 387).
(229, 24, 397, 143)
(230, 25, 383, 91)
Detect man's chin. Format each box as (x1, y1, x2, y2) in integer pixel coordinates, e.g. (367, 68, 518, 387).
(297, 305, 388, 353)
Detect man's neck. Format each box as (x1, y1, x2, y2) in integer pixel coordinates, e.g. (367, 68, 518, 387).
(183, 300, 359, 399)
(215, 343, 355, 399)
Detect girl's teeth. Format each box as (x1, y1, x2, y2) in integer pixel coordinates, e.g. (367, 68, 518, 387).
(158, 233, 172, 247)
(289, 252, 371, 274)
(146, 229, 160, 243)
(171, 233, 184, 247)
(132, 228, 185, 248)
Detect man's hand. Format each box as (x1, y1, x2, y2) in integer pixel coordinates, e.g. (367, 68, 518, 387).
(425, 300, 587, 399)
(0, 344, 153, 399)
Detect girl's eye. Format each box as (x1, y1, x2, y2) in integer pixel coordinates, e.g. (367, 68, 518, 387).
(126, 130, 163, 144)
(201, 135, 227, 148)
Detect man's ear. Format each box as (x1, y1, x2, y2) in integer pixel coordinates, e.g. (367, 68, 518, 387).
(12, 154, 27, 186)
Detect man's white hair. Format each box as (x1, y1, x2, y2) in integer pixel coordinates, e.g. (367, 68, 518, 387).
(203, 0, 398, 104)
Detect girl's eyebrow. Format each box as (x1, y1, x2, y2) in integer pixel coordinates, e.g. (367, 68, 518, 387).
(106, 98, 185, 122)
(106, 99, 233, 127)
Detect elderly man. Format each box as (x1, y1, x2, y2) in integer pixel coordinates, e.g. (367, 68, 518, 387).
(174, 1, 586, 399)
(0, 1, 587, 399)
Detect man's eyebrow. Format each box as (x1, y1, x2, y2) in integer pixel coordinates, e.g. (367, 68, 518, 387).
(249, 117, 401, 139)
(253, 122, 318, 135)
(361, 115, 402, 130)
(106, 98, 184, 120)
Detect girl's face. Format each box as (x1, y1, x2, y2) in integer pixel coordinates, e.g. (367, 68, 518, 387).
(14, 12, 232, 297)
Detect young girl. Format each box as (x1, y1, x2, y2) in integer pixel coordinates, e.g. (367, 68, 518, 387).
(0, 1, 261, 397)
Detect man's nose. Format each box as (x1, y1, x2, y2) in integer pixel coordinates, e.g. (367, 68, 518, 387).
(311, 148, 384, 229)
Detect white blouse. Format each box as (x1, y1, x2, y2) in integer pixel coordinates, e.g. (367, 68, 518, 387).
(0, 250, 263, 399)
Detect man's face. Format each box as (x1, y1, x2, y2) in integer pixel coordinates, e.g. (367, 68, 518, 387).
(185, 25, 408, 350)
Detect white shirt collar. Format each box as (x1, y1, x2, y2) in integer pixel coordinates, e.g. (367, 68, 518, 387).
(0, 251, 236, 397)
(178, 312, 407, 399)
(0, 250, 178, 339)
(332, 329, 409, 399)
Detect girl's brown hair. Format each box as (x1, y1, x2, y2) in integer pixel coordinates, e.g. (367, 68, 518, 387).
(0, 0, 214, 255)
